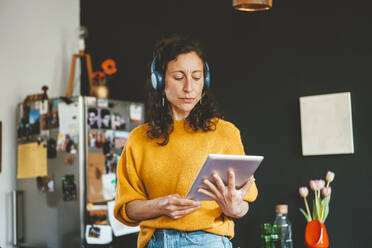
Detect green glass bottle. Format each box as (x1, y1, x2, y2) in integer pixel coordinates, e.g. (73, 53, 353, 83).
(260, 223, 274, 248)
(271, 224, 282, 248)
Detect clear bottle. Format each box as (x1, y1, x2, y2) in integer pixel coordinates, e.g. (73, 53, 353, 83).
(273, 204, 293, 248)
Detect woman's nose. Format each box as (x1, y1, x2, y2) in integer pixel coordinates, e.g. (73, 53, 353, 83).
(183, 78, 192, 92)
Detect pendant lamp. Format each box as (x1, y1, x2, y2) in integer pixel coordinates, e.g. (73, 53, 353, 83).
(233, 0, 272, 12)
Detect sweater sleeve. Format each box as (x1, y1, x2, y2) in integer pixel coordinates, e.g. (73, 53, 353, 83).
(226, 123, 258, 203)
(114, 136, 148, 226)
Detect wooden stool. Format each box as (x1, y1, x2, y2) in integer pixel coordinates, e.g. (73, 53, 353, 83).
(66, 50, 94, 98)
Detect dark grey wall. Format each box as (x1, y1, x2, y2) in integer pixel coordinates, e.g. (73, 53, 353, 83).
(82, 1, 372, 247)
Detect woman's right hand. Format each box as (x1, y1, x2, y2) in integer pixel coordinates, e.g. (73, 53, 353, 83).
(126, 194, 201, 221)
(156, 194, 201, 220)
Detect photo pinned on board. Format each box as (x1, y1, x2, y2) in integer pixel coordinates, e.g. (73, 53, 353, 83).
(105, 153, 119, 173)
(47, 138, 57, 158)
(40, 99, 48, 115)
(41, 114, 48, 130)
(36, 175, 55, 193)
(88, 226, 101, 238)
(47, 100, 59, 129)
(64, 154, 75, 166)
(17, 103, 31, 140)
(113, 131, 129, 150)
(88, 130, 97, 148)
(87, 108, 99, 129)
(129, 103, 143, 124)
(95, 132, 104, 148)
(111, 112, 126, 130)
(62, 174, 77, 201)
(99, 108, 111, 129)
(29, 109, 40, 135)
(40, 100, 59, 130)
(57, 134, 77, 154)
(65, 135, 77, 154)
(104, 130, 114, 143)
(103, 130, 114, 155)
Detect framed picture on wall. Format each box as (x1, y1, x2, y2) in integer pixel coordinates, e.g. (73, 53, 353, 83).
(299, 92, 354, 156)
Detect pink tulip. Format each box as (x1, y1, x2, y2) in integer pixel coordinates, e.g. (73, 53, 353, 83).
(326, 171, 335, 183)
(322, 187, 332, 197)
(309, 180, 317, 191)
(310, 180, 325, 191)
(299, 187, 309, 198)
(318, 180, 325, 190)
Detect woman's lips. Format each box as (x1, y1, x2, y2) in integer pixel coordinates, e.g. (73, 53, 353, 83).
(181, 98, 195, 103)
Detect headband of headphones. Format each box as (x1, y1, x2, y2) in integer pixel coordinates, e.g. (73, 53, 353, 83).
(150, 55, 210, 91)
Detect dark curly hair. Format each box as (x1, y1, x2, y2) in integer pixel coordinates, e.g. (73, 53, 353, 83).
(146, 35, 223, 146)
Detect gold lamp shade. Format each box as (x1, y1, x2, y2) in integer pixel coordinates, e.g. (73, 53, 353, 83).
(233, 0, 272, 12)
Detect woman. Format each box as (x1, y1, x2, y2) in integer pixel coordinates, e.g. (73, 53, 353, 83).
(114, 36, 258, 248)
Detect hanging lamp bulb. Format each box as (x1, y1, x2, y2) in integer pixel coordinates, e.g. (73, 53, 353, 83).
(233, 0, 272, 12)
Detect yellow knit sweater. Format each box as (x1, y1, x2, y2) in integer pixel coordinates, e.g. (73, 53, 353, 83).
(114, 119, 258, 248)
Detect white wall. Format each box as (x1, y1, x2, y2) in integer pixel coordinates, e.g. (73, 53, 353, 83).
(0, 1, 80, 247)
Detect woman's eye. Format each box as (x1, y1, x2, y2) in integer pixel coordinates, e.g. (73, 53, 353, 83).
(175, 77, 184, 81)
(193, 77, 201, 81)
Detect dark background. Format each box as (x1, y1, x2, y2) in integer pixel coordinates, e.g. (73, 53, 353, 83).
(81, 0, 372, 247)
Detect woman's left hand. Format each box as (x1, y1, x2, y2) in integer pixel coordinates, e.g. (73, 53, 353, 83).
(197, 169, 255, 218)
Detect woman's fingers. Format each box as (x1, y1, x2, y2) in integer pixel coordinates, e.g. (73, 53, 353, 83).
(212, 172, 226, 192)
(169, 205, 201, 219)
(168, 195, 200, 207)
(166, 203, 201, 212)
(239, 177, 255, 197)
(227, 169, 236, 192)
(165, 197, 201, 219)
(203, 178, 223, 199)
(197, 187, 218, 201)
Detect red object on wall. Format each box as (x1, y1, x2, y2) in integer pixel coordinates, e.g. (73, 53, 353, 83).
(305, 220, 329, 248)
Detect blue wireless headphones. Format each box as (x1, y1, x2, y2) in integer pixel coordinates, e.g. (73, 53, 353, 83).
(151, 55, 210, 91)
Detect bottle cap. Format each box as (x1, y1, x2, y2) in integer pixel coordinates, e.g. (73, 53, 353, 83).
(275, 204, 288, 214)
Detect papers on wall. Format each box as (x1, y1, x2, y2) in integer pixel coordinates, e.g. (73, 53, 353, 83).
(85, 225, 112, 244)
(107, 200, 140, 237)
(58, 102, 79, 136)
(17, 142, 47, 179)
(129, 103, 142, 123)
(102, 173, 116, 200)
(87, 153, 106, 203)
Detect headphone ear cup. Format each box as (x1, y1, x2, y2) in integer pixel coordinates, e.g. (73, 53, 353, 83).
(151, 55, 164, 90)
(151, 72, 158, 90)
(204, 62, 210, 90)
(155, 71, 164, 90)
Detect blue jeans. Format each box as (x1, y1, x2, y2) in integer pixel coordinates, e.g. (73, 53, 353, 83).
(147, 229, 232, 248)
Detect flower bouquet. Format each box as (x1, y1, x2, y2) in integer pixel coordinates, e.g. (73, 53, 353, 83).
(298, 171, 335, 223)
(92, 59, 117, 85)
(298, 171, 335, 248)
(91, 59, 117, 98)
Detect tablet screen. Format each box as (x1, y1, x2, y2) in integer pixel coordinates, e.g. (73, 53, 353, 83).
(186, 154, 263, 201)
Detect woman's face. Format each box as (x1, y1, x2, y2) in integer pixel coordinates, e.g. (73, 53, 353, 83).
(164, 52, 204, 120)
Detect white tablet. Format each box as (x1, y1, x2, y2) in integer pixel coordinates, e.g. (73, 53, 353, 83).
(186, 154, 263, 201)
